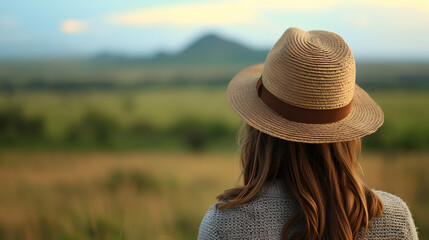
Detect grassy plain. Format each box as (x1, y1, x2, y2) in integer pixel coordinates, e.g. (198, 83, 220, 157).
(1, 88, 429, 151)
(0, 88, 238, 136)
(0, 151, 427, 240)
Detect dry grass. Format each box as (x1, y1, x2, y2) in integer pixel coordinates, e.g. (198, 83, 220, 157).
(0, 151, 427, 240)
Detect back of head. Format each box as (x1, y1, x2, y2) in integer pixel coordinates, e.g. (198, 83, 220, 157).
(217, 124, 384, 240)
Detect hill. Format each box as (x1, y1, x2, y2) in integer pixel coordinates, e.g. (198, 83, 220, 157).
(170, 34, 268, 64)
(93, 33, 268, 65)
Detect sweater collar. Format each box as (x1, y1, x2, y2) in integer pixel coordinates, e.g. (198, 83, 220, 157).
(259, 179, 295, 198)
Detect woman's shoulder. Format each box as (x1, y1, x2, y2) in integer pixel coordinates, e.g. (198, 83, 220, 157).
(374, 190, 409, 205)
(198, 196, 298, 240)
(366, 190, 419, 240)
(198, 204, 219, 239)
(373, 190, 415, 220)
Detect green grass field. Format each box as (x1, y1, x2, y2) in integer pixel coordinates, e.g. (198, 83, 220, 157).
(0, 88, 238, 135)
(1, 88, 428, 151)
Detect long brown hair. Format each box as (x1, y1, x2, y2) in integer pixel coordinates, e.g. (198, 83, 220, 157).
(217, 124, 384, 240)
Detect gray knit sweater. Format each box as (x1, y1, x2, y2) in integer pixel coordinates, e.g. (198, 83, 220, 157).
(198, 181, 418, 239)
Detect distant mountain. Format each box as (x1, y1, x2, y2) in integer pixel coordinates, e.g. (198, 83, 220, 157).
(92, 34, 268, 65)
(171, 34, 268, 63)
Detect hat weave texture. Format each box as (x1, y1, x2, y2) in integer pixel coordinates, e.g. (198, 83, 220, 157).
(227, 27, 384, 143)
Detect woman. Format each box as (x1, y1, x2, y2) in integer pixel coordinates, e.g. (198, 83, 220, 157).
(198, 28, 418, 239)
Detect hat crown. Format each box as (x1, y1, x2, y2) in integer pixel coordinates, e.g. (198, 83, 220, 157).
(261, 27, 355, 110)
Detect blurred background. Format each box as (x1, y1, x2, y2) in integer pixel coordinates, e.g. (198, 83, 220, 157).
(0, 0, 428, 239)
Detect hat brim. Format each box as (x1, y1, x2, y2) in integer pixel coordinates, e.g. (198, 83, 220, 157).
(227, 63, 384, 143)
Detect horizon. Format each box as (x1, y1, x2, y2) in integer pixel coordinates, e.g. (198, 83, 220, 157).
(1, 32, 429, 62)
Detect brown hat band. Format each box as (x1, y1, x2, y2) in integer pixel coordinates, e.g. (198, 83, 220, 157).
(256, 77, 353, 124)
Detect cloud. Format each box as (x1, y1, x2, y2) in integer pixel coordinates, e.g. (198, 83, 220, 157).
(105, 0, 429, 28)
(362, 0, 429, 12)
(107, 0, 339, 26)
(60, 19, 88, 34)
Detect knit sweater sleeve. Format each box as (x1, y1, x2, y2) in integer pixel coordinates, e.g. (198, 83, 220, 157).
(371, 191, 419, 240)
(198, 205, 218, 240)
(399, 197, 419, 240)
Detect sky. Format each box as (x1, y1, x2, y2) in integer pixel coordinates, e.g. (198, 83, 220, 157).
(1, 0, 429, 59)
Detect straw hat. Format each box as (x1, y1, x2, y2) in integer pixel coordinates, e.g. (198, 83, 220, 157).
(227, 27, 384, 143)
